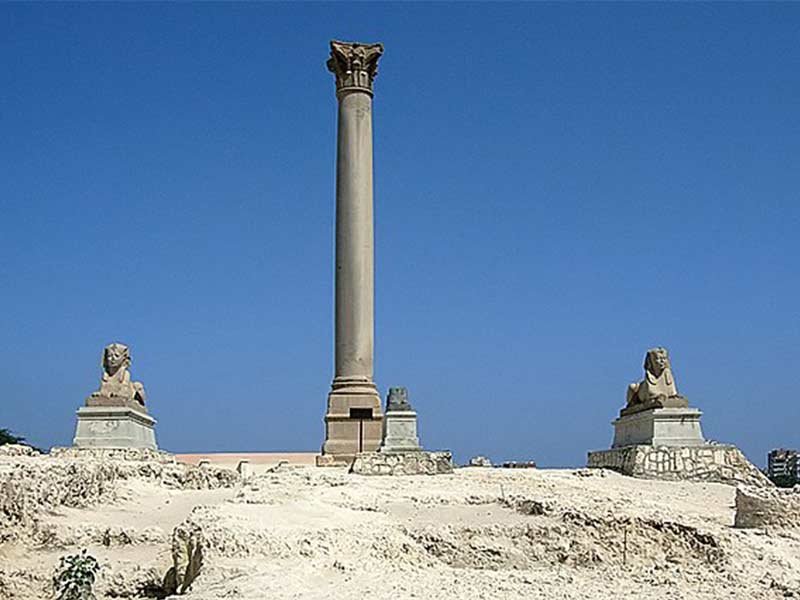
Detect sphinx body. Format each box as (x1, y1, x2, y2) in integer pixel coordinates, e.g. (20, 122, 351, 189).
(622, 347, 688, 416)
(87, 342, 147, 411)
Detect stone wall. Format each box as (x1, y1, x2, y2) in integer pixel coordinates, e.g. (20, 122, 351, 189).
(587, 444, 771, 488)
(735, 486, 800, 529)
(50, 446, 175, 463)
(350, 451, 453, 476)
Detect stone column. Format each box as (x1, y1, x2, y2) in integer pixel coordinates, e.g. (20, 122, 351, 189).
(320, 40, 385, 463)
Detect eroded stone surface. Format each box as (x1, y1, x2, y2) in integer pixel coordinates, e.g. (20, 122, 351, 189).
(0, 451, 239, 543)
(735, 485, 800, 529)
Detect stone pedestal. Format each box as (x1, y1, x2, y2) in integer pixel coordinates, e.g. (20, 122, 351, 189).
(73, 406, 157, 450)
(612, 407, 705, 448)
(321, 393, 383, 461)
(381, 410, 420, 453)
(588, 444, 771, 487)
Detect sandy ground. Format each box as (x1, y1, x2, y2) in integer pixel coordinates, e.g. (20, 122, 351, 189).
(2, 459, 800, 600)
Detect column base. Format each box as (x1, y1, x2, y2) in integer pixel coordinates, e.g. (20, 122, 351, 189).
(320, 387, 383, 464)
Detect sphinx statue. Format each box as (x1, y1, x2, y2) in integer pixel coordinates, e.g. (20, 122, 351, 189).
(385, 387, 413, 412)
(86, 342, 147, 411)
(622, 347, 688, 416)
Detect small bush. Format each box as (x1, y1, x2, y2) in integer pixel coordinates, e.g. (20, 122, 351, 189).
(53, 550, 100, 600)
(0, 428, 26, 446)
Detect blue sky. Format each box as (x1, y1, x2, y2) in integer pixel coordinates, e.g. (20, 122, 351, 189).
(1, 4, 798, 467)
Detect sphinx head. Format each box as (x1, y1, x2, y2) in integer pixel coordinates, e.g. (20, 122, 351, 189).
(644, 347, 671, 377)
(102, 343, 131, 376)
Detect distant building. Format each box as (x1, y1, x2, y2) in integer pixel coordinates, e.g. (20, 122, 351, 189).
(767, 449, 800, 487)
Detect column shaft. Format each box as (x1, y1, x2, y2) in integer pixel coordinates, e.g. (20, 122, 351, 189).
(334, 91, 375, 388)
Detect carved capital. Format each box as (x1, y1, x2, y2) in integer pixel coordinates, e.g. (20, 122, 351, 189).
(327, 40, 384, 97)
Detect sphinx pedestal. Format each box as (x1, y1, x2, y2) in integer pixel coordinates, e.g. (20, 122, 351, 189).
(73, 406, 157, 450)
(588, 444, 771, 487)
(380, 409, 420, 453)
(612, 407, 705, 448)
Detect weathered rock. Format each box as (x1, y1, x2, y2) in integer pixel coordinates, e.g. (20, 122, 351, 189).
(169, 519, 205, 594)
(33, 522, 167, 548)
(97, 563, 167, 598)
(0, 452, 239, 543)
(735, 485, 800, 529)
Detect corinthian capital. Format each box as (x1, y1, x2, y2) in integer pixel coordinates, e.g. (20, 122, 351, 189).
(327, 40, 384, 97)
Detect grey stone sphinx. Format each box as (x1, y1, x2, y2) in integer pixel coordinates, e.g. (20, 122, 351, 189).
(612, 347, 704, 448)
(380, 387, 421, 453)
(73, 343, 158, 450)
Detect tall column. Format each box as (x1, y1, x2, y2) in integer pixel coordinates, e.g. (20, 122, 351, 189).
(320, 40, 385, 463)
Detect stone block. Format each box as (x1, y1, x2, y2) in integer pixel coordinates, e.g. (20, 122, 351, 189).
(380, 410, 421, 453)
(73, 406, 157, 450)
(612, 407, 705, 448)
(321, 392, 383, 463)
(735, 486, 800, 529)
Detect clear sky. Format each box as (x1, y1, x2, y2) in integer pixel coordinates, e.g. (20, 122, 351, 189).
(1, 3, 798, 467)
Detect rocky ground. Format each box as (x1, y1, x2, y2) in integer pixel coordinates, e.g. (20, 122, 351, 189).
(1, 445, 799, 600)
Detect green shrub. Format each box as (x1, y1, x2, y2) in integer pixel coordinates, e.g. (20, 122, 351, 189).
(53, 550, 100, 600)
